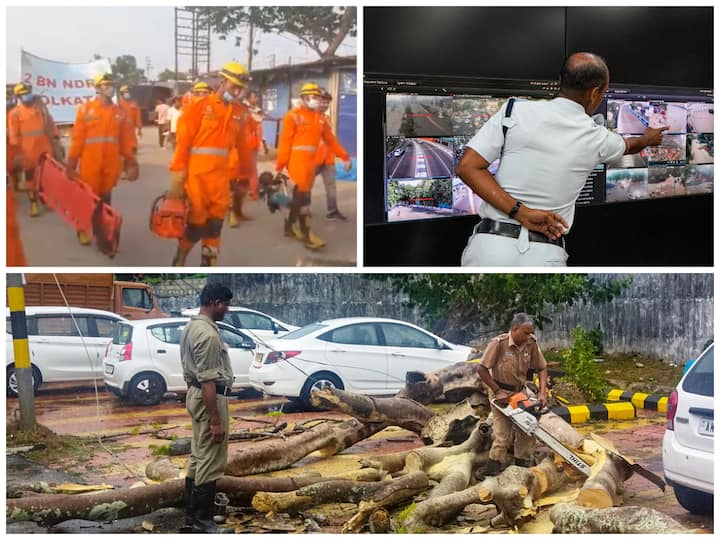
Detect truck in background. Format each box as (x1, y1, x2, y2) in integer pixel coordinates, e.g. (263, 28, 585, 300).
(20, 274, 167, 320)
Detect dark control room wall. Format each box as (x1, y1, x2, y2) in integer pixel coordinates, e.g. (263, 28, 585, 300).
(364, 6, 714, 267)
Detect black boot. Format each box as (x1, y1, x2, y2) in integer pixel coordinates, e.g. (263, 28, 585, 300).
(191, 481, 234, 533)
(475, 458, 505, 481)
(180, 476, 194, 532)
(514, 457, 535, 468)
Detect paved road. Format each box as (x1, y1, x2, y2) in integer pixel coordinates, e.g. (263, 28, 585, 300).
(386, 139, 454, 180)
(387, 101, 453, 137)
(15, 133, 357, 266)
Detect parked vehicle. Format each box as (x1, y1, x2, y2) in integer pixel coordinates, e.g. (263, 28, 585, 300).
(249, 317, 472, 407)
(6, 306, 127, 396)
(181, 307, 298, 343)
(662, 342, 714, 514)
(22, 274, 167, 320)
(104, 317, 256, 405)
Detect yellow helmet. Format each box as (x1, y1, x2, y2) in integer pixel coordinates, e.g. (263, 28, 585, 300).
(13, 82, 32, 96)
(119, 84, 130, 93)
(299, 82, 321, 97)
(219, 62, 249, 87)
(193, 81, 211, 92)
(93, 73, 115, 87)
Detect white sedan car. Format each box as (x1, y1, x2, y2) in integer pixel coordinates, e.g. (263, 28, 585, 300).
(181, 306, 298, 343)
(662, 342, 714, 514)
(104, 317, 256, 405)
(249, 317, 472, 406)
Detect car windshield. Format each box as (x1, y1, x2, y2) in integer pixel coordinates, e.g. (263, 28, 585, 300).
(278, 322, 327, 340)
(682, 344, 713, 397)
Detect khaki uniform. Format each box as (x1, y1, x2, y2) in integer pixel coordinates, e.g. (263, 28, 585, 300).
(180, 314, 234, 485)
(480, 332, 547, 462)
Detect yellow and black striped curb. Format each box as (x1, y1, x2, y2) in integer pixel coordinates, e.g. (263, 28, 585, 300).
(606, 389, 668, 413)
(550, 402, 636, 424)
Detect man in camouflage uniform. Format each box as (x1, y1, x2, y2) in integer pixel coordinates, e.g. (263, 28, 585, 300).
(180, 283, 235, 533)
(476, 312, 549, 477)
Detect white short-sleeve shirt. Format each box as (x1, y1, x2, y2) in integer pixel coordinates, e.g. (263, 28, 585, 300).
(465, 97, 626, 230)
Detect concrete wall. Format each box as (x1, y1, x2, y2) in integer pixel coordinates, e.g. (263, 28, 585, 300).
(152, 274, 713, 363)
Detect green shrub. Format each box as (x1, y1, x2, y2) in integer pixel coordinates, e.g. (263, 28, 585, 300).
(562, 326, 605, 402)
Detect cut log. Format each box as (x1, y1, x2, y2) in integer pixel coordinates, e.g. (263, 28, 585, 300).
(310, 388, 433, 434)
(420, 399, 481, 445)
(7, 474, 323, 526)
(549, 503, 690, 533)
(342, 472, 430, 533)
(397, 362, 484, 405)
(224, 419, 385, 476)
(577, 451, 631, 508)
(405, 485, 496, 532)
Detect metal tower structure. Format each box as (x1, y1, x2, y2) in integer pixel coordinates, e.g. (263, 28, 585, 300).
(174, 8, 211, 79)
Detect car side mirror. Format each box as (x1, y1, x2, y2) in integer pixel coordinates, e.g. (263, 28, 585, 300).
(272, 322, 280, 335)
(241, 339, 256, 350)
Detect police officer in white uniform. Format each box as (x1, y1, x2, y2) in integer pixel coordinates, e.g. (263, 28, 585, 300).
(457, 52, 668, 266)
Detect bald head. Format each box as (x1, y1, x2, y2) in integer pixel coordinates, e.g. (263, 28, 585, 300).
(560, 52, 609, 94)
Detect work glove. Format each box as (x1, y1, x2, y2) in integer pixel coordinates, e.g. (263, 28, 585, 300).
(167, 170, 186, 199)
(125, 158, 140, 181)
(65, 156, 78, 178)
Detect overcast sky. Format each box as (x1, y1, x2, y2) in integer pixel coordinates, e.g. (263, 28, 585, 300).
(6, 6, 356, 82)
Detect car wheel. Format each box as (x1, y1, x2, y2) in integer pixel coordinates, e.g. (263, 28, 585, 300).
(6, 365, 41, 397)
(128, 372, 166, 406)
(673, 484, 713, 515)
(300, 372, 343, 409)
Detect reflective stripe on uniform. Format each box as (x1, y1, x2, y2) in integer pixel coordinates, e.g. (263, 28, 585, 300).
(85, 136, 118, 144)
(20, 129, 45, 137)
(291, 145, 317, 152)
(190, 147, 229, 157)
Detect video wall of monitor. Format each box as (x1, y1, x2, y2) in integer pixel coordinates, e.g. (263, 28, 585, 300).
(373, 76, 713, 224)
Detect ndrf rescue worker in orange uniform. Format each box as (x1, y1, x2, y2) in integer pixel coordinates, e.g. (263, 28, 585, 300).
(118, 84, 143, 145)
(7, 82, 61, 217)
(66, 73, 137, 245)
(226, 95, 254, 227)
(167, 62, 252, 266)
(315, 88, 348, 221)
(6, 88, 27, 266)
(192, 81, 211, 99)
(244, 90, 266, 200)
(276, 83, 352, 250)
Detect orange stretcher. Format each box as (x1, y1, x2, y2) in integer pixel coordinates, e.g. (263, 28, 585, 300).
(35, 154, 122, 258)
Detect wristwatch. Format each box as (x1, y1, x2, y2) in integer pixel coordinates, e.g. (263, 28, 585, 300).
(508, 200, 523, 219)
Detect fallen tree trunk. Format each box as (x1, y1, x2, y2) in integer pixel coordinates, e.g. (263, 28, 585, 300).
(405, 485, 497, 532)
(420, 399, 482, 445)
(342, 472, 430, 533)
(310, 388, 433, 434)
(225, 419, 386, 476)
(359, 451, 413, 474)
(549, 503, 690, 533)
(7, 474, 323, 526)
(397, 362, 484, 405)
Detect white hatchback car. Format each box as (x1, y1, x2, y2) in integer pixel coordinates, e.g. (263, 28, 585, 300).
(104, 317, 256, 405)
(249, 317, 472, 406)
(181, 306, 298, 344)
(6, 306, 127, 396)
(663, 342, 714, 514)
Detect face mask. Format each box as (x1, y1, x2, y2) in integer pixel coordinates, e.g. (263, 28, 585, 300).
(122, 92, 131, 100)
(306, 98, 320, 110)
(98, 86, 114, 99)
(20, 94, 35, 104)
(222, 91, 234, 104)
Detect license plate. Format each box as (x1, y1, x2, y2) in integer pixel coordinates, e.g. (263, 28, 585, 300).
(104, 364, 114, 375)
(698, 418, 714, 436)
(254, 352, 263, 365)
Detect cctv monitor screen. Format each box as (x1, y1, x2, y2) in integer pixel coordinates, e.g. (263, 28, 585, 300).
(371, 75, 713, 223)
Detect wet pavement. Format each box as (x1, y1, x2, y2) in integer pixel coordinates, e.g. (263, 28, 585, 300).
(6, 385, 714, 533)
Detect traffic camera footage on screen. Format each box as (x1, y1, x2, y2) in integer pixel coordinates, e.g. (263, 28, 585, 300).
(382, 85, 714, 223)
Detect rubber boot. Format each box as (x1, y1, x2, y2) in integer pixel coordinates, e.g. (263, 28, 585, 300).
(180, 476, 194, 532)
(284, 217, 303, 241)
(229, 190, 252, 228)
(77, 230, 92, 245)
(475, 458, 504, 481)
(172, 244, 191, 267)
(29, 200, 40, 217)
(514, 457, 535, 468)
(200, 245, 218, 267)
(299, 215, 326, 250)
(191, 481, 234, 534)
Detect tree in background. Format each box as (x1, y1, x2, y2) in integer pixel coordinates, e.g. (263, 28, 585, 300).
(370, 274, 630, 344)
(195, 6, 356, 60)
(112, 55, 146, 85)
(157, 68, 189, 82)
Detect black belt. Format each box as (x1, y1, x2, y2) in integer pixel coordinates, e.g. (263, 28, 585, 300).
(188, 381, 232, 396)
(474, 218, 564, 248)
(495, 379, 521, 392)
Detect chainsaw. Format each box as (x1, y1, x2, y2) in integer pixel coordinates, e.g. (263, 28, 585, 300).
(492, 392, 592, 477)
